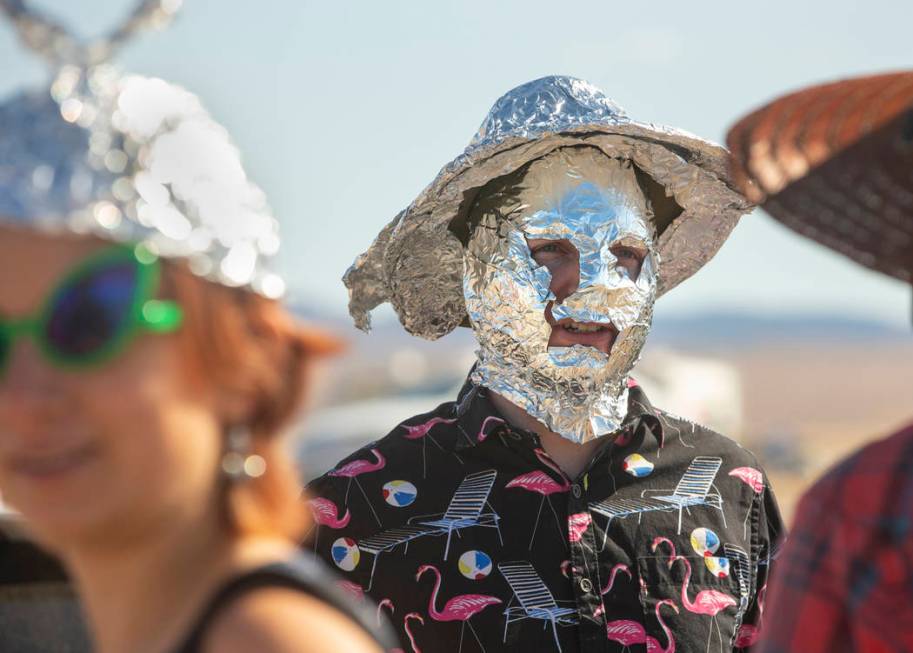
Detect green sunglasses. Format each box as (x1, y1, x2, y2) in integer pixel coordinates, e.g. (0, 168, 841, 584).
(0, 243, 184, 372)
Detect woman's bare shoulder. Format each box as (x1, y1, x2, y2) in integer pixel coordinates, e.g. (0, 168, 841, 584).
(202, 586, 384, 653)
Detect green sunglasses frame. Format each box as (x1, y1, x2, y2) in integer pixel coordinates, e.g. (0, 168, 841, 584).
(0, 243, 184, 371)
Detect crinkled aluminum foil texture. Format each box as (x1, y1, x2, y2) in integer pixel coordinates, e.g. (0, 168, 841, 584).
(0, 67, 285, 297)
(343, 75, 752, 338)
(465, 146, 656, 441)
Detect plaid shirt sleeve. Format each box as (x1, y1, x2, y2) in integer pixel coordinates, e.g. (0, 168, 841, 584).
(756, 423, 913, 653)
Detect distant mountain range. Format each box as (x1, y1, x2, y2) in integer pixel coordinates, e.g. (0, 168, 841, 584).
(649, 312, 910, 349)
(289, 304, 910, 351)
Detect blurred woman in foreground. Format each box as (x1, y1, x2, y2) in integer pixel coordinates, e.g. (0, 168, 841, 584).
(0, 2, 391, 652)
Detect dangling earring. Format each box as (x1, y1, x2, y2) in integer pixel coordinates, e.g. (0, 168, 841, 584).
(221, 425, 267, 481)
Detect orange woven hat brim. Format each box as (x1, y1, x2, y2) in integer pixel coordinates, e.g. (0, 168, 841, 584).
(727, 71, 913, 282)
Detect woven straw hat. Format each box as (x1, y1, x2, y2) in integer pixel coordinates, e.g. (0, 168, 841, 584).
(727, 70, 913, 282)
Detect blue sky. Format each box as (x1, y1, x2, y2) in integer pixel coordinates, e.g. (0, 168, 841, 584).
(2, 0, 911, 327)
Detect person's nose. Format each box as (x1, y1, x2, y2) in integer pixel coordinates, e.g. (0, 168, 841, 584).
(548, 260, 580, 303)
(0, 339, 64, 430)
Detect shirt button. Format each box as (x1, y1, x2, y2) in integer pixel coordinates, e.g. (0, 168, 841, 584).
(571, 484, 582, 498)
(579, 577, 593, 593)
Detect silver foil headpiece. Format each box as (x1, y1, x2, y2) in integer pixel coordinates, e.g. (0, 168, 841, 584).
(344, 75, 753, 337)
(0, 1, 285, 297)
(465, 147, 657, 441)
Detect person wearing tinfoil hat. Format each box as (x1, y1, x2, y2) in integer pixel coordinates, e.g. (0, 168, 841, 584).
(728, 71, 913, 653)
(0, 2, 397, 652)
(307, 75, 783, 652)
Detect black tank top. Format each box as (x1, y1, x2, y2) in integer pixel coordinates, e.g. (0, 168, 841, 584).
(171, 552, 397, 652)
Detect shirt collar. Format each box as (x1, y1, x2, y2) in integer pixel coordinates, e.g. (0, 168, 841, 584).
(451, 373, 664, 452)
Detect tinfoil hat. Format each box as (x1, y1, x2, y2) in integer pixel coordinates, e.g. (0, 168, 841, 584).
(344, 75, 753, 338)
(0, 0, 285, 298)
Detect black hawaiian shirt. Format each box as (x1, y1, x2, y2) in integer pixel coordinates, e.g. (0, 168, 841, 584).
(305, 378, 783, 653)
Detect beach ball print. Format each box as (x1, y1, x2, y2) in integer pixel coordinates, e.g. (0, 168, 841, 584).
(704, 556, 731, 579)
(622, 453, 654, 477)
(383, 480, 417, 507)
(690, 528, 720, 557)
(331, 537, 360, 571)
(458, 550, 493, 580)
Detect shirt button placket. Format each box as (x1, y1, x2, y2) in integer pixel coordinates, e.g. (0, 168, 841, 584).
(566, 480, 604, 650)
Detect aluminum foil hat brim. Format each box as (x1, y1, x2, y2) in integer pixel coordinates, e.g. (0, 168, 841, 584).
(344, 77, 753, 339)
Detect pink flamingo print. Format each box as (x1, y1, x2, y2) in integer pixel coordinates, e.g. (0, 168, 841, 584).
(477, 415, 505, 443)
(310, 497, 351, 528)
(416, 564, 501, 653)
(505, 448, 570, 549)
(308, 497, 350, 550)
(567, 512, 592, 543)
(594, 563, 632, 618)
(728, 467, 763, 494)
(646, 600, 679, 653)
(605, 619, 648, 652)
(401, 612, 425, 653)
(651, 536, 677, 562)
(733, 583, 767, 649)
(328, 448, 386, 527)
(336, 580, 365, 601)
(733, 623, 758, 649)
(601, 563, 632, 596)
(402, 417, 456, 477)
(605, 599, 677, 651)
(669, 555, 737, 653)
(376, 598, 394, 627)
(614, 430, 634, 447)
(729, 466, 764, 537)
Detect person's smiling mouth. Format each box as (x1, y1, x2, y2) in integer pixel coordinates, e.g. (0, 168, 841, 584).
(545, 305, 618, 354)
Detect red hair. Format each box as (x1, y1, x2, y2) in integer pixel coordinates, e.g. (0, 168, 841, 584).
(162, 263, 341, 540)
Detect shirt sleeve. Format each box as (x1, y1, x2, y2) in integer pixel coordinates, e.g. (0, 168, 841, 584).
(736, 475, 785, 650)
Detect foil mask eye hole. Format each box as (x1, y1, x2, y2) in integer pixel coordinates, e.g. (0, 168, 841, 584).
(526, 237, 580, 302)
(609, 245, 646, 281)
(527, 238, 578, 265)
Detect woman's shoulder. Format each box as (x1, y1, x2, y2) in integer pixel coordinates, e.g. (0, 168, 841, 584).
(181, 552, 391, 653)
(202, 585, 384, 653)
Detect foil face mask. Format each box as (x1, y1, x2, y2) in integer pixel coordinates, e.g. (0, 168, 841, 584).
(464, 147, 658, 442)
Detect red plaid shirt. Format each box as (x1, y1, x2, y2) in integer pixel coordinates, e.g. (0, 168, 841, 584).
(758, 422, 913, 653)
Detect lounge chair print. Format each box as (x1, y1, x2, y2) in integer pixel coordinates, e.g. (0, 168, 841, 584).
(723, 543, 752, 616)
(590, 456, 726, 547)
(722, 543, 753, 647)
(497, 561, 579, 653)
(357, 469, 502, 591)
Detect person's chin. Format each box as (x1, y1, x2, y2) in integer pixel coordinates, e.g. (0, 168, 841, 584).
(2, 445, 111, 543)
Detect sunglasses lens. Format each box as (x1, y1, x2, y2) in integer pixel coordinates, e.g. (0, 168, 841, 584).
(44, 261, 138, 361)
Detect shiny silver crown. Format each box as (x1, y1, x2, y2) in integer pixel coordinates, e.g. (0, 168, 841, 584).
(0, 0, 285, 297)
